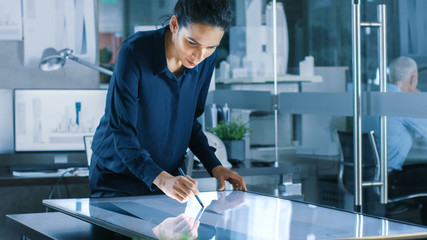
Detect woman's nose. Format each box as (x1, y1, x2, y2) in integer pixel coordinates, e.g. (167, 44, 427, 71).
(193, 48, 207, 62)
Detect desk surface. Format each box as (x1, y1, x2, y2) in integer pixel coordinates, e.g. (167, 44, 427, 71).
(43, 191, 427, 240)
(191, 161, 299, 178)
(0, 168, 89, 186)
(407, 146, 427, 163)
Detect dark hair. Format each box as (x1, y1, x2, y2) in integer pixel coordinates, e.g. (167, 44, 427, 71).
(174, 0, 232, 31)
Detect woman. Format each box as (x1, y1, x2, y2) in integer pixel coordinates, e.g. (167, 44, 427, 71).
(89, 0, 246, 202)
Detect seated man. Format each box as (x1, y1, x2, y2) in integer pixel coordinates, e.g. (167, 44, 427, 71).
(363, 56, 427, 198)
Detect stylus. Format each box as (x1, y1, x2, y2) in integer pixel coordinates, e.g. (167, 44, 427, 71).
(178, 167, 204, 208)
(194, 206, 205, 222)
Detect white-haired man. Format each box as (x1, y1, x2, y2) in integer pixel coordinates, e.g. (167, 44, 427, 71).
(364, 57, 427, 198)
(388, 56, 419, 93)
(383, 56, 427, 174)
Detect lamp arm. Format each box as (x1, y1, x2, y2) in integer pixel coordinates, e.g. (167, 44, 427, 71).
(67, 54, 113, 76)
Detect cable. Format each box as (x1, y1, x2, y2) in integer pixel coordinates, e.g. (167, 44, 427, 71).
(45, 168, 76, 212)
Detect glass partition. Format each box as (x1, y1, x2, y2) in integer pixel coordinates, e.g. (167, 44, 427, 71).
(357, 0, 427, 225)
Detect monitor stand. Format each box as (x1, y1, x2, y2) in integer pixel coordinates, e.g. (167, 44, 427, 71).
(54, 154, 68, 164)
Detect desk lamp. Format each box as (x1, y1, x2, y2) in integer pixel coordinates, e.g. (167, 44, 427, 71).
(39, 48, 113, 76)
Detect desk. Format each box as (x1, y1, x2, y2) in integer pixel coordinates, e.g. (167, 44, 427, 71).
(0, 166, 89, 187)
(406, 146, 427, 164)
(0, 167, 92, 240)
(30, 191, 427, 239)
(0, 173, 89, 187)
(191, 161, 299, 179)
(0, 163, 295, 185)
(6, 212, 117, 240)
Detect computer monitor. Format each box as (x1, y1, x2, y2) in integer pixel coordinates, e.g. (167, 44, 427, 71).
(14, 89, 107, 153)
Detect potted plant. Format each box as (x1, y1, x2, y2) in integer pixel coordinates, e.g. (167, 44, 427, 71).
(209, 119, 251, 164)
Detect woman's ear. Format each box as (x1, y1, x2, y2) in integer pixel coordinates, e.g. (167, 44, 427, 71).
(169, 15, 179, 34)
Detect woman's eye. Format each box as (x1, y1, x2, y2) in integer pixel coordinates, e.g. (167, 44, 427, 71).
(188, 41, 196, 45)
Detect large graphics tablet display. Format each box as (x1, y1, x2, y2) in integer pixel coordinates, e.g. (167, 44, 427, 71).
(14, 89, 107, 152)
(43, 191, 427, 239)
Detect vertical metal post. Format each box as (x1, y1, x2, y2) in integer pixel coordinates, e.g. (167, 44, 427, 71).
(352, 0, 363, 211)
(377, 4, 388, 204)
(273, 0, 279, 168)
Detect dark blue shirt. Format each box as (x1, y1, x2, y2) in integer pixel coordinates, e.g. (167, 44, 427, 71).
(90, 26, 221, 196)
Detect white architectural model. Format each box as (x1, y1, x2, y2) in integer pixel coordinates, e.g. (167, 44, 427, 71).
(219, 0, 289, 82)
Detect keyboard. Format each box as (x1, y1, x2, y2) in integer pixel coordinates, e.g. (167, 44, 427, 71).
(9, 163, 88, 173)
(12, 167, 89, 178)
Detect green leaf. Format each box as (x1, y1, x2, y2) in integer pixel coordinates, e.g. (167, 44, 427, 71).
(208, 118, 251, 141)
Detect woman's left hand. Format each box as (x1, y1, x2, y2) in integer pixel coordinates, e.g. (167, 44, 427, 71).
(212, 166, 247, 191)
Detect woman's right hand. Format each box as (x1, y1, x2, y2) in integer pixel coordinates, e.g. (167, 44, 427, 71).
(153, 171, 199, 202)
(152, 213, 200, 239)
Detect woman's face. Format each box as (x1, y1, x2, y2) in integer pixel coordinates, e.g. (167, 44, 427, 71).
(170, 16, 224, 69)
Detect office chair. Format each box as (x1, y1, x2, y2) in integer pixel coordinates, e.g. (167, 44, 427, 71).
(337, 130, 427, 219)
(336, 131, 379, 196)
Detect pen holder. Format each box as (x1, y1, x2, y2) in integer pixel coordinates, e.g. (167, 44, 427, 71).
(223, 139, 245, 164)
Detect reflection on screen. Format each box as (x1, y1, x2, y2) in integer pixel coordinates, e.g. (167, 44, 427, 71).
(14, 89, 107, 151)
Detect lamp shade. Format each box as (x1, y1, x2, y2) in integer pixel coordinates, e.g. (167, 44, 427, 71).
(39, 47, 113, 76)
(39, 48, 66, 71)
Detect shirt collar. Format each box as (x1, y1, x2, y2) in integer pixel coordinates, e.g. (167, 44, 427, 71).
(153, 26, 199, 75)
(387, 83, 402, 92)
